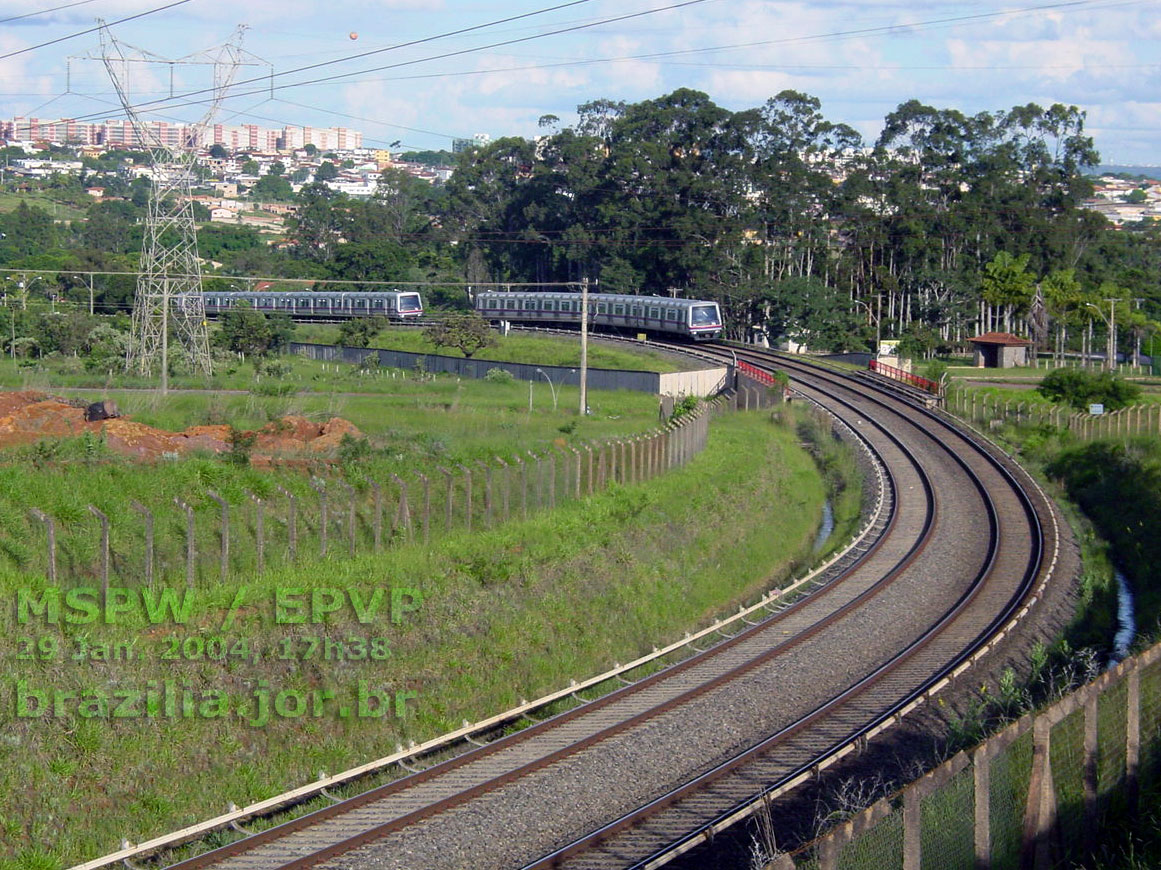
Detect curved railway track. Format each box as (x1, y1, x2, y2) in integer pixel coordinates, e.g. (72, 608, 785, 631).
(160, 347, 1060, 870)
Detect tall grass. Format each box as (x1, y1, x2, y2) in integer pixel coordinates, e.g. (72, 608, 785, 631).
(0, 409, 848, 868)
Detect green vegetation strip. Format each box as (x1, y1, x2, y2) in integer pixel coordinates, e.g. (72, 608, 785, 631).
(0, 408, 855, 868)
(294, 324, 690, 373)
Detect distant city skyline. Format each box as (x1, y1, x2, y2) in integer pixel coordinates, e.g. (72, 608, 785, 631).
(0, 0, 1158, 165)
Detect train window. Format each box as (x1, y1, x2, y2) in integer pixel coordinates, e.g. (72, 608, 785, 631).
(523, 299, 537, 310)
(649, 307, 661, 319)
(665, 309, 678, 321)
(613, 304, 626, 315)
(597, 302, 609, 314)
(544, 300, 556, 311)
(484, 298, 497, 309)
(559, 301, 572, 312)
(631, 306, 644, 317)
(691, 305, 718, 325)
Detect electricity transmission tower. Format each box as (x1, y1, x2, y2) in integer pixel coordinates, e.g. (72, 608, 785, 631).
(94, 24, 260, 390)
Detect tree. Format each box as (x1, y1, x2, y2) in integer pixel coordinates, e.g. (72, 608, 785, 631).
(424, 313, 495, 358)
(241, 159, 260, 175)
(338, 316, 385, 348)
(208, 143, 229, 159)
(315, 161, 339, 182)
(214, 304, 295, 357)
(303, 143, 318, 156)
(269, 161, 286, 177)
(251, 174, 294, 201)
(981, 251, 1036, 333)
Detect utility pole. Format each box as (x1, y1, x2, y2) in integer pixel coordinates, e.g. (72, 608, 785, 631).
(579, 277, 589, 416)
(1105, 297, 1121, 372)
(88, 273, 94, 316)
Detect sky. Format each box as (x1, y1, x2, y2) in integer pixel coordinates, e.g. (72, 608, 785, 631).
(1, 0, 1159, 165)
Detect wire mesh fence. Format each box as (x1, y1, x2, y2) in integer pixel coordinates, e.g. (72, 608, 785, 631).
(765, 641, 1161, 870)
(945, 386, 1161, 443)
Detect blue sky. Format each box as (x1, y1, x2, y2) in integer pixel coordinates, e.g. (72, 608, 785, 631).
(1, 0, 1159, 164)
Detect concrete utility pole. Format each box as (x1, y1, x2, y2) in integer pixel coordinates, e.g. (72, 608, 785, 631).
(579, 276, 589, 416)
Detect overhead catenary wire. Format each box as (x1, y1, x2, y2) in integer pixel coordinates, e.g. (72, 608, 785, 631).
(0, 0, 193, 61)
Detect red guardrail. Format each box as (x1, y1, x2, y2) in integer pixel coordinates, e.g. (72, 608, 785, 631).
(737, 359, 776, 386)
(869, 359, 941, 395)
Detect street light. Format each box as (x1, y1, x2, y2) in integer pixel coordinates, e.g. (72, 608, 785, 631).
(535, 368, 559, 411)
(1086, 298, 1121, 372)
(851, 296, 882, 354)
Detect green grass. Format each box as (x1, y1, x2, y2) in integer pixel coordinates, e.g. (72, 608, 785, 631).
(0, 408, 849, 867)
(0, 191, 87, 221)
(294, 324, 692, 373)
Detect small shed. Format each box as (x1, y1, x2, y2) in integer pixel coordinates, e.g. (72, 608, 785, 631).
(968, 332, 1033, 368)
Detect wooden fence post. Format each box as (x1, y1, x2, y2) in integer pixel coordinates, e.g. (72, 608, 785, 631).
(174, 497, 195, 589)
(131, 500, 154, 588)
(438, 467, 454, 531)
(391, 474, 413, 541)
(418, 473, 431, 544)
(517, 454, 528, 518)
(371, 481, 383, 551)
(547, 452, 556, 509)
(336, 481, 356, 556)
(28, 509, 56, 584)
(88, 505, 109, 595)
(571, 447, 582, 498)
(275, 485, 297, 562)
(311, 480, 327, 557)
(248, 492, 265, 575)
(478, 461, 493, 527)
(206, 491, 229, 582)
(457, 465, 472, 533)
(494, 458, 510, 522)
(585, 444, 594, 495)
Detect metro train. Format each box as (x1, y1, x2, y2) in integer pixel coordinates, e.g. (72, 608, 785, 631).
(473, 291, 723, 341)
(202, 290, 424, 320)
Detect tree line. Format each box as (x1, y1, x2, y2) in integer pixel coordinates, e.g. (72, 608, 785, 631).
(1, 89, 1158, 360)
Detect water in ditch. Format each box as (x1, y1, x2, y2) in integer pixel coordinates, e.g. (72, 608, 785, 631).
(1111, 568, 1136, 665)
(812, 498, 834, 554)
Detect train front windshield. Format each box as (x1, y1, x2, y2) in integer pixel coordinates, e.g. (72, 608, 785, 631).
(691, 305, 720, 325)
(399, 293, 422, 312)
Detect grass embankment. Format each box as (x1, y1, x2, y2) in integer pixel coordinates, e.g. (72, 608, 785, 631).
(1, 354, 659, 439)
(0, 408, 857, 868)
(294, 324, 690, 373)
(0, 376, 659, 582)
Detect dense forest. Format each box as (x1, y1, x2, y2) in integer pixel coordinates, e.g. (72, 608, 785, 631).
(2, 89, 1158, 358)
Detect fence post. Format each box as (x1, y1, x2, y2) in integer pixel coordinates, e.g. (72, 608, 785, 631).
(28, 509, 56, 584)
(248, 492, 265, 575)
(902, 783, 920, 870)
(1023, 711, 1059, 869)
(569, 447, 581, 499)
(88, 505, 109, 595)
(492, 458, 509, 522)
(1084, 690, 1099, 844)
(478, 461, 493, 527)
(418, 473, 431, 544)
(974, 742, 991, 866)
(174, 497, 195, 589)
(547, 452, 556, 509)
(311, 480, 328, 557)
(392, 474, 413, 541)
(1127, 660, 1141, 816)
(458, 465, 472, 533)
(207, 491, 229, 583)
(438, 467, 454, 531)
(585, 444, 594, 495)
(517, 454, 528, 518)
(275, 485, 297, 562)
(336, 481, 356, 557)
(371, 481, 383, 551)
(131, 500, 154, 589)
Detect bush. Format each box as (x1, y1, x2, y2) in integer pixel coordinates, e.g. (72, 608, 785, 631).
(485, 367, 514, 384)
(1037, 368, 1142, 411)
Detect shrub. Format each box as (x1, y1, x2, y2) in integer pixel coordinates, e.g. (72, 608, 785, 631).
(485, 367, 515, 384)
(1037, 368, 1142, 410)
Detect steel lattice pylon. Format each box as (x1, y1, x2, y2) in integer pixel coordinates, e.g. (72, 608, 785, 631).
(95, 24, 259, 384)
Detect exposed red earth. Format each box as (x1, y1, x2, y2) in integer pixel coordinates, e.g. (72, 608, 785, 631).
(0, 390, 362, 462)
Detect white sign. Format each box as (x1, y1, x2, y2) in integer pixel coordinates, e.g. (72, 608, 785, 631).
(1089, 403, 1105, 416)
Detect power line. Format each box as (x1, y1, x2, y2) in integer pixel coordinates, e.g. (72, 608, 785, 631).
(0, 0, 193, 62)
(0, 0, 103, 26)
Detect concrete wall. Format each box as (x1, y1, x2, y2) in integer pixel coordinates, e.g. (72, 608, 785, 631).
(289, 343, 725, 397)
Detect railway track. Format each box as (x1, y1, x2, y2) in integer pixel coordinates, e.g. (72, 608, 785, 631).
(158, 346, 1060, 870)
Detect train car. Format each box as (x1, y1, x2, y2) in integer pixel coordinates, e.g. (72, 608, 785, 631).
(203, 290, 424, 320)
(473, 291, 722, 341)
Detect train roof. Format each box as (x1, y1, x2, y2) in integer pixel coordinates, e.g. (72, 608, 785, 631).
(474, 291, 718, 307)
(211, 290, 417, 297)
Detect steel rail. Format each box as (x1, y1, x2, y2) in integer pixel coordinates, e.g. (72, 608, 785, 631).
(532, 343, 1044, 870)
(157, 357, 936, 870)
